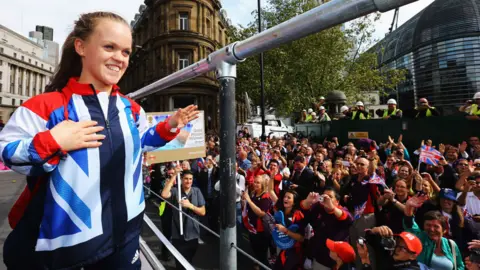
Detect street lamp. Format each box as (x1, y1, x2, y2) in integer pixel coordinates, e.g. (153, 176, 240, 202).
(258, 0, 266, 142)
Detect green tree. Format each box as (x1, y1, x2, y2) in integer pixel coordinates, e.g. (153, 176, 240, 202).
(232, 0, 406, 115)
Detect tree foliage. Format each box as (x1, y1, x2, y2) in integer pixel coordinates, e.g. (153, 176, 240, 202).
(232, 0, 406, 115)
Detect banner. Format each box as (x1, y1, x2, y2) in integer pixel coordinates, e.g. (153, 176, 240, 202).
(146, 111, 206, 164)
(348, 131, 369, 139)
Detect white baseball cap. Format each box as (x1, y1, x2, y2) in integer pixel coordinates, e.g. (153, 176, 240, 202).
(356, 101, 364, 107)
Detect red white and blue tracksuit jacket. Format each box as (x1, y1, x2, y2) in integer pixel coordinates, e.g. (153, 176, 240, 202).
(0, 78, 179, 269)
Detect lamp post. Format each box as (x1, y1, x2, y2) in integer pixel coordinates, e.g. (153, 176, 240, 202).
(258, 0, 266, 142)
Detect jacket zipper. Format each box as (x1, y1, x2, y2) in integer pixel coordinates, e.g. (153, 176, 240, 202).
(90, 85, 114, 153)
(90, 85, 117, 247)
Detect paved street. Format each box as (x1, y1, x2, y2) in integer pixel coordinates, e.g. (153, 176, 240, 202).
(0, 171, 26, 270)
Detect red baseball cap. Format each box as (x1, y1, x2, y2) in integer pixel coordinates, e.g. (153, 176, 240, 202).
(326, 239, 356, 263)
(395, 232, 423, 256)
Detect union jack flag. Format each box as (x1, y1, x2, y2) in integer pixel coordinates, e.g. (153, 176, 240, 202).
(368, 172, 386, 187)
(420, 145, 443, 165)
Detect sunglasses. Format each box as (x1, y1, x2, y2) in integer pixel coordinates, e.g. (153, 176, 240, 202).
(475, 163, 480, 168)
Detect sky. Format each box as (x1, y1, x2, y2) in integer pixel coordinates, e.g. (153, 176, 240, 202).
(0, 0, 434, 49)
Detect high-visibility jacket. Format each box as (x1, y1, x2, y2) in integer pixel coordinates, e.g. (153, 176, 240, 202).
(383, 109, 402, 117)
(416, 107, 436, 118)
(352, 111, 370, 120)
(469, 104, 480, 116)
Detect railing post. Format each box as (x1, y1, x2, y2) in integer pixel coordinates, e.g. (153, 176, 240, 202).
(217, 60, 237, 270)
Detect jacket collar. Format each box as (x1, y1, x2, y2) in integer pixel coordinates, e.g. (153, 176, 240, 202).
(63, 77, 121, 96)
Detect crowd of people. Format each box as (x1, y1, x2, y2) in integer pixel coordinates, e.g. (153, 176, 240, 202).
(146, 130, 480, 270)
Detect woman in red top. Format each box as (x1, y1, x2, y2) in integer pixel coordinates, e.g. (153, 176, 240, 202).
(242, 175, 272, 269)
(272, 189, 305, 270)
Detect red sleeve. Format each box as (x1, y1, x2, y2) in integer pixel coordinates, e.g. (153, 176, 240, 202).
(155, 120, 180, 142)
(32, 130, 65, 165)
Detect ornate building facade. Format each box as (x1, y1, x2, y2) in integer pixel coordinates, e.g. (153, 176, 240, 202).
(119, 0, 248, 131)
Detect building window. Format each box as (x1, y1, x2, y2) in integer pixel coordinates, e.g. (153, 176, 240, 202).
(21, 56, 24, 61)
(41, 64, 44, 68)
(13, 53, 17, 58)
(35, 61, 38, 66)
(9, 65, 15, 93)
(28, 59, 31, 63)
(206, 19, 211, 37)
(26, 71, 31, 96)
(178, 51, 191, 70)
(0, 47, 3, 53)
(0, 60, 2, 65)
(0, 71, 2, 80)
(171, 96, 196, 110)
(179, 12, 189, 30)
(218, 29, 223, 45)
(0, 83, 2, 92)
(11, 99, 15, 106)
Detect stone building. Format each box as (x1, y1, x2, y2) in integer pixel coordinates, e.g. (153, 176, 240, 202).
(0, 24, 56, 121)
(119, 0, 249, 131)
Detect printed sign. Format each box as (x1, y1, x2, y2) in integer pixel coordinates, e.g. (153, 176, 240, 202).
(146, 111, 206, 164)
(348, 132, 369, 139)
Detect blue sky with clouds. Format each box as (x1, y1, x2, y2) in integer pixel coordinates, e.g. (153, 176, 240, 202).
(0, 0, 434, 50)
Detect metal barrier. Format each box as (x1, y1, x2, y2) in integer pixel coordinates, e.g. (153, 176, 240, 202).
(128, 0, 421, 269)
(139, 237, 166, 270)
(144, 187, 272, 270)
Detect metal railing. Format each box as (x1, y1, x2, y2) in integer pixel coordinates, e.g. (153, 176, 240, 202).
(128, 0, 421, 269)
(143, 187, 272, 270)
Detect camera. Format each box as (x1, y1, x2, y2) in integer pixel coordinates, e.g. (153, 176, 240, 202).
(318, 195, 325, 203)
(470, 248, 480, 264)
(380, 237, 396, 251)
(358, 237, 366, 246)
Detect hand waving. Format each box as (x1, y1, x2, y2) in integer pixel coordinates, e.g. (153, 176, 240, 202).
(168, 105, 200, 129)
(50, 120, 105, 152)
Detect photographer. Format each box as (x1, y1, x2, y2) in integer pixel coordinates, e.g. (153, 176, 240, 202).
(356, 225, 427, 269)
(301, 188, 353, 269)
(466, 240, 480, 270)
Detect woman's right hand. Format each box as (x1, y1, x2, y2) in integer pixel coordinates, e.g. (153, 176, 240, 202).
(50, 120, 105, 152)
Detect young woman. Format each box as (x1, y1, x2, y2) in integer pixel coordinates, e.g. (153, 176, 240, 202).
(272, 189, 305, 270)
(0, 12, 198, 270)
(242, 175, 273, 269)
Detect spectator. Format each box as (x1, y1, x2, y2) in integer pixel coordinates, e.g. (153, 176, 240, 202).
(459, 92, 480, 120)
(161, 170, 206, 270)
(376, 99, 403, 119)
(318, 106, 332, 122)
(404, 196, 465, 270)
(357, 226, 427, 270)
(326, 239, 356, 270)
(242, 175, 273, 270)
(271, 190, 306, 270)
(301, 188, 354, 269)
(415, 98, 440, 118)
(350, 102, 370, 120)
